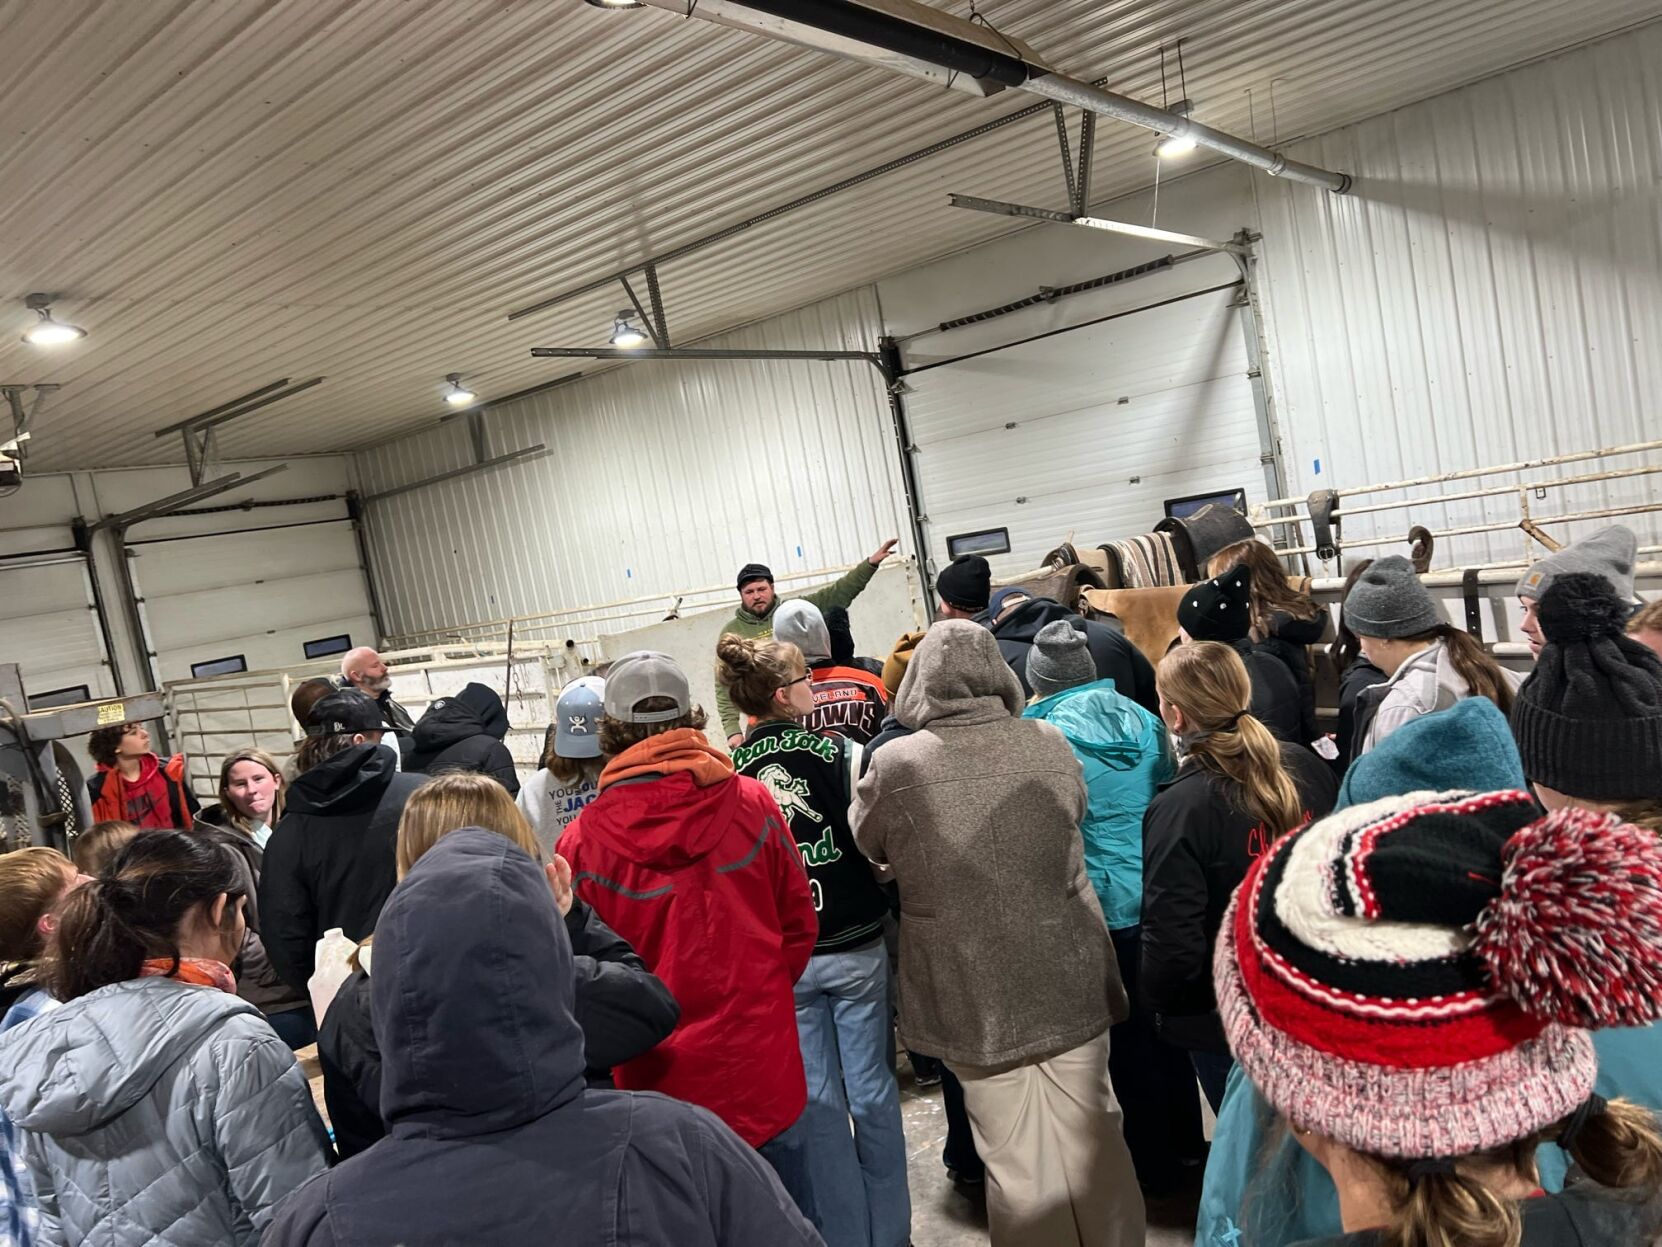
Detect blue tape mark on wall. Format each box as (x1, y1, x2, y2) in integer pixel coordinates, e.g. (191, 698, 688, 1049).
(1314, 458, 1322, 475)
(796, 545, 803, 558)
(626, 568, 632, 579)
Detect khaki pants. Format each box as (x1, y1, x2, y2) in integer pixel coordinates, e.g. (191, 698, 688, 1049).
(949, 1031, 1146, 1247)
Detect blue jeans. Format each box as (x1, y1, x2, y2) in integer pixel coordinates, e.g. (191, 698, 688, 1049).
(794, 939, 912, 1247)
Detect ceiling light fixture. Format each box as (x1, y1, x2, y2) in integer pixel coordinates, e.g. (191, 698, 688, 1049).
(21, 293, 86, 347)
(609, 310, 649, 348)
(1153, 41, 1198, 161)
(584, 0, 643, 9)
(443, 373, 477, 406)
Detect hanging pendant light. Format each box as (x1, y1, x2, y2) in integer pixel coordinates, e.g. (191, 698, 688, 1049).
(21, 294, 86, 347)
(443, 373, 477, 406)
(609, 310, 649, 348)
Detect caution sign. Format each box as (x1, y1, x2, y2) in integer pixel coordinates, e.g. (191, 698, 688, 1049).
(96, 702, 126, 725)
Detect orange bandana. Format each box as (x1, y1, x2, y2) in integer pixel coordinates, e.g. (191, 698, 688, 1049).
(140, 957, 237, 994)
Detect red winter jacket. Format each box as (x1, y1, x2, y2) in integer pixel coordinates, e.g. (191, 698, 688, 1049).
(87, 753, 198, 830)
(561, 730, 817, 1147)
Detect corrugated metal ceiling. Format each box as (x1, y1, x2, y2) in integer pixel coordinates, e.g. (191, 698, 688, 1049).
(2, 0, 1655, 469)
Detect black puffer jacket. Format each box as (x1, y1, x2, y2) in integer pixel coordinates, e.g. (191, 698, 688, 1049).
(983, 597, 1159, 714)
(259, 743, 427, 991)
(193, 809, 309, 1017)
(1140, 742, 1338, 1053)
(408, 682, 519, 795)
(1333, 658, 1389, 774)
(1256, 610, 1326, 744)
(1232, 640, 1306, 744)
(317, 895, 680, 1158)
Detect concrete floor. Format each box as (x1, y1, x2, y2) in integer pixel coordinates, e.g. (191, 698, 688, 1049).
(898, 1058, 1201, 1247)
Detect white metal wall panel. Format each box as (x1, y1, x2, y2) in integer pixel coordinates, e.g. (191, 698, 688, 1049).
(0, 558, 113, 704)
(903, 291, 1263, 578)
(357, 288, 908, 638)
(128, 522, 376, 683)
(1254, 26, 1662, 569)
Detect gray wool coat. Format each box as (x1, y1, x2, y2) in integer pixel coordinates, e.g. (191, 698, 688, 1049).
(0, 976, 332, 1246)
(851, 619, 1128, 1069)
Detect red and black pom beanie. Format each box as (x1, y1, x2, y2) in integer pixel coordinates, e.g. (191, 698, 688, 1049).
(1512, 571, 1662, 799)
(1215, 789, 1662, 1158)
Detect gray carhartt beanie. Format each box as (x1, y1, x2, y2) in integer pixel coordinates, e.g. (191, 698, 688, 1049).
(1516, 525, 1639, 604)
(1028, 620, 1097, 699)
(1342, 555, 1443, 639)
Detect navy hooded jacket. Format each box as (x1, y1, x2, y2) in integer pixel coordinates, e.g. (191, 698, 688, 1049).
(265, 828, 823, 1247)
(408, 682, 520, 795)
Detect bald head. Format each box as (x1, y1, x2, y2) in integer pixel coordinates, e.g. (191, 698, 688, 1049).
(341, 646, 391, 695)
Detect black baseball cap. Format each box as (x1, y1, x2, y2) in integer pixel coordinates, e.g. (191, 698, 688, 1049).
(304, 690, 394, 737)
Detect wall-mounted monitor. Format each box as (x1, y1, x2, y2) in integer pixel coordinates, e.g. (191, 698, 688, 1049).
(1163, 488, 1247, 521)
(190, 655, 249, 679)
(945, 526, 1012, 560)
(304, 633, 354, 660)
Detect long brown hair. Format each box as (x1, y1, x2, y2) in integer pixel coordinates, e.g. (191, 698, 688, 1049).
(215, 748, 285, 838)
(1369, 1097, 1662, 1247)
(1407, 625, 1517, 716)
(1158, 642, 1304, 834)
(396, 772, 542, 877)
(537, 725, 605, 787)
(48, 830, 246, 1001)
(1208, 540, 1321, 640)
(715, 635, 804, 720)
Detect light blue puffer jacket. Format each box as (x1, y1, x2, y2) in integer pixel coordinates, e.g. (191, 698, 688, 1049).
(1024, 678, 1174, 930)
(0, 976, 331, 1246)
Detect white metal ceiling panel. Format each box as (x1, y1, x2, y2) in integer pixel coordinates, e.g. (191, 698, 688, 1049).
(2, 0, 1655, 469)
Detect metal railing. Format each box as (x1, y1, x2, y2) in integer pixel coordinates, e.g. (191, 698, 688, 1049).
(1250, 438, 1662, 568)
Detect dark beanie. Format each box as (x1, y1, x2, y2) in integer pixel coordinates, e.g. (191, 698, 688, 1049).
(1179, 565, 1253, 643)
(736, 563, 773, 591)
(1512, 572, 1662, 799)
(937, 555, 991, 611)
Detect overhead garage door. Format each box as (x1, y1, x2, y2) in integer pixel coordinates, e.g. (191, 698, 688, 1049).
(0, 557, 115, 706)
(125, 520, 378, 685)
(903, 287, 1267, 578)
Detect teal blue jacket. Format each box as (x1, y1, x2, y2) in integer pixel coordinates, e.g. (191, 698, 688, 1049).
(1023, 680, 1173, 930)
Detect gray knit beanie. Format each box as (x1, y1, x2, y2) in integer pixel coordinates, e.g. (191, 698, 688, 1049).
(1516, 525, 1638, 604)
(1342, 555, 1442, 639)
(1027, 620, 1097, 699)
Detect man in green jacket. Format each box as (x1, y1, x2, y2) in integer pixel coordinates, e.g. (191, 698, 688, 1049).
(716, 538, 898, 744)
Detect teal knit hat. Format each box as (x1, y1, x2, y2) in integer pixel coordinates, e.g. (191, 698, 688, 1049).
(1337, 697, 1525, 810)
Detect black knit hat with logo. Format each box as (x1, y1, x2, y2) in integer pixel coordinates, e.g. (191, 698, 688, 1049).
(1512, 572, 1662, 799)
(1178, 564, 1253, 643)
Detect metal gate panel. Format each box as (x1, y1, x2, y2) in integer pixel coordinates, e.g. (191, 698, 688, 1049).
(903, 289, 1265, 577)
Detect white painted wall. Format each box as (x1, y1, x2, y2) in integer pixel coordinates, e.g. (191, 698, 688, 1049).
(1252, 24, 1662, 570)
(356, 288, 909, 640)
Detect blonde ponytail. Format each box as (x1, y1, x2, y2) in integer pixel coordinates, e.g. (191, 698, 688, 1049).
(1158, 642, 1304, 835)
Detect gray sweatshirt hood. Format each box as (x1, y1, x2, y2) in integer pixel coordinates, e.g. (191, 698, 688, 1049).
(0, 976, 255, 1136)
(773, 599, 831, 662)
(894, 619, 1024, 730)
